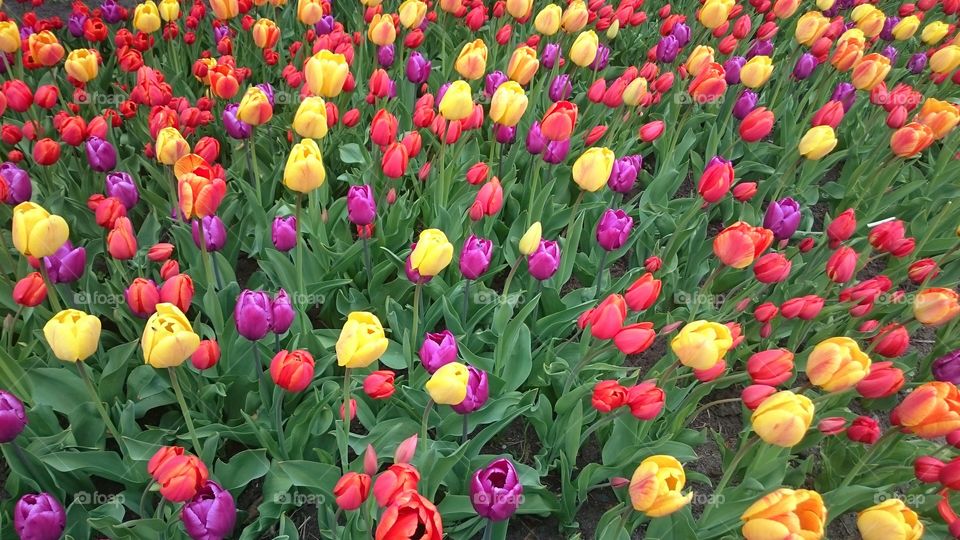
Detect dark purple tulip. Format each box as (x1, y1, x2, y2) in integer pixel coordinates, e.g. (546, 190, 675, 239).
(542, 139, 570, 164)
(831, 82, 856, 112)
(549, 75, 572, 102)
(43, 241, 86, 284)
(459, 234, 493, 280)
(451, 367, 489, 414)
(723, 56, 746, 85)
(13, 493, 65, 540)
(763, 197, 802, 240)
(882, 45, 898, 64)
(732, 89, 758, 120)
(406, 52, 431, 85)
(671, 22, 691, 46)
(272, 216, 297, 252)
(528, 240, 560, 280)
(235, 289, 274, 341)
(100, 0, 124, 23)
(541, 43, 561, 69)
(746, 39, 773, 58)
(68, 13, 87, 37)
(377, 44, 395, 68)
(271, 289, 295, 334)
(525, 122, 546, 155)
(1, 162, 32, 204)
(656, 35, 679, 64)
(793, 53, 817, 80)
(607, 156, 639, 194)
(596, 209, 634, 251)
(347, 185, 377, 226)
(181, 481, 236, 540)
(907, 53, 927, 74)
(191, 216, 227, 252)
(315, 15, 335, 35)
(484, 71, 508, 98)
(256, 83, 275, 106)
(494, 124, 516, 144)
(222, 104, 252, 140)
(105, 171, 139, 209)
(933, 350, 960, 385)
(470, 458, 523, 521)
(0, 390, 27, 443)
(589, 44, 610, 71)
(405, 243, 432, 284)
(85, 136, 117, 172)
(419, 330, 458, 373)
(880, 16, 899, 41)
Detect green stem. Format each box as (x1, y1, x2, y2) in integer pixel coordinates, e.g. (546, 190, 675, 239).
(197, 218, 216, 292)
(481, 519, 494, 540)
(38, 263, 62, 312)
(461, 413, 469, 445)
(77, 362, 126, 456)
(247, 137, 262, 207)
(361, 235, 373, 283)
(410, 282, 423, 374)
(839, 428, 901, 488)
(595, 249, 609, 297)
(274, 385, 287, 460)
(700, 436, 758, 523)
(340, 368, 352, 473)
(462, 280, 470, 327)
(419, 399, 435, 441)
(168, 367, 202, 455)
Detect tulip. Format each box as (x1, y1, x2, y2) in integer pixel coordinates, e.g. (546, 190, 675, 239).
(569, 30, 599, 67)
(846, 415, 881, 444)
(917, 98, 960, 140)
(713, 222, 774, 268)
(798, 125, 837, 159)
(270, 216, 297, 252)
(13, 272, 46, 308)
(751, 390, 814, 447)
(628, 455, 692, 517)
(762, 198, 801, 240)
(740, 108, 774, 142)
(915, 456, 944, 483)
(65, 49, 99, 82)
(625, 273, 661, 311)
(104, 171, 139, 209)
(271, 290, 295, 334)
(305, 50, 349, 98)
(1, 162, 32, 204)
(596, 209, 633, 251)
(209, 0, 239, 19)
(626, 381, 665, 419)
(583, 295, 627, 339)
(614, 323, 656, 354)
(126, 278, 160, 318)
(698, 156, 734, 203)
(806, 337, 871, 392)
(375, 491, 442, 540)
(409, 229, 454, 277)
(336, 312, 389, 369)
(283, 139, 326, 193)
(470, 458, 524, 521)
(347, 185, 377, 226)
(222, 104, 252, 139)
(437, 80, 473, 122)
(43, 309, 101, 362)
(42, 242, 86, 284)
(142, 303, 201, 368)
(741, 489, 825, 539)
(851, 54, 891, 91)
(607, 155, 640, 193)
(333, 472, 372, 511)
(856, 361, 905, 399)
(857, 499, 923, 540)
(191, 340, 220, 370)
(0, 21, 21, 53)
(671, 321, 733, 370)
(819, 417, 847, 435)
(270, 349, 315, 392)
(518, 222, 542, 255)
(560, 0, 589, 31)
(405, 53, 431, 85)
(12, 202, 70, 258)
(233, 290, 273, 341)
(419, 330, 458, 374)
(742, 385, 777, 410)
(535, 4, 562, 34)
(0, 390, 27, 443)
(236, 87, 273, 126)
(930, 45, 960, 74)
(363, 370, 396, 400)
(933, 350, 960, 385)
(156, 127, 190, 166)
(892, 382, 960, 438)
(747, 349, 794, 386)
(291, 97, 328, 139)
(191, 216, 227, 252)
(452, 366, 489, 414)
(425, 362, 470, 405)
(460, 235, 493, 280)
(489, 82, 528, 127)
(107, 217, 138, 260)
(528, 240, 560, 280)
(740, 56, 773, 88)
(455, 39, 488, 80)
(572, 147, 615, 192)
(181, 481, 236, 540)
(13, 493, 66, 540)
(914, 288, 960, 326)
(592, 380, 627, 412)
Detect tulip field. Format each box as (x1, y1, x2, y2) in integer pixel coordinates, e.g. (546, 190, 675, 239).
(3, 0, 960, 537)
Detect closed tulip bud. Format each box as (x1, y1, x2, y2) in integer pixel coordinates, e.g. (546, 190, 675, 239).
(191, 216, 226, 252)
(698, 156, 734, 203)
(626, 381, 665, 420)
(699, 0, 733, 29)
(869, 324, 909, 358)
(713, 221, 774, 268)
(333, 472, 371, 511)
(65, 49, 99, 82)
(451, 366, 489, 414)
(671, 321, 732, 370)
(408, 229, 453, 277)
(685, 45, 715, 77)
(742, 384, 776, 410)
(807, 337, 871, 392)
(595, 209, 633, 251)
(283, 138, 326, 193)
(638, 121, 665, 142)
(346, 185, 377, 226)
(305, 50, 349, 98)
(155, 127, 190, 166)
(13, 493, 66, 540)
(915, 456, 945, 483)
(367, 14, 396, 46)
(914, 288, 960, 326)
(622, 78, 647, 107)
(890, 122, 934, 158)
(270, 289, 295, 335)
(818, 417, 847, 435)
(292, 96, 328, 139)
(535, 4, 562, 34)
(740, 55, 773, 88)
(133, 1, 162, 32)
(893, 382, 960, 438)
(13, 272, 47, 308)
(270, 349, 315, 392)
(826, 209, 856, 248)
(825, 246, 857, 283)
(610, 322, 655, 354)
(362, 370, 396, 400)
(583, 294, 627, 339)
(908, 258, 940, 284)
(489, 82, 528, 127)
(507, 46, 539, 85)
(751, 391, 814, 447)
(425, 362, 470, 405)
(858, 499, 924, 540)
(32, 138, 61, 166)
(336, 312, 389, 369)
(518, 222, 542, 255)
(438, 80, 474, 121)
(570, 30, 599, 67)
(572, 147, 615, 192)
(560, 0, 589, 31)
(856, 361, 905, 399)
(459, 235, 493, 280)
(43, 309, 101, 362)
(455, 39, 488, 80)
(917, 98, 960, 140)
(159, 274, 194, 314)
(527, 240, 560, 280)
(12, 202, 70, 259)
(0, 390, 27, 444)
(191, 339, 220, 370)
(419, 330, 458, 374)
(847, 415, 881, 444)
(751, 252, 790, 283)
(625, 273, 661, 311)
(271, 216, 297, 252)
(126, 278, 160, 318)
(0, 21, 21, 53)
(851, 54, 890, 91)
(150, 450, 209, 502)
(209, 0, 239, 19)
(930, 45, 960, 74)
(540, 101, 578, 141)
(740, 107, 774, 142)
(798, 125, 837, 160)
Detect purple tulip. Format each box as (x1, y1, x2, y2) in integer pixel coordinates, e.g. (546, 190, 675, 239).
(880, 16, 900, 41)
(419, 330, 458, 373)
(528, 240, 560, 280)
(732, 89, 758, 120)
(68, 13, 87, 37)
(763, 197, 802, 240)
(315, 15, 335, 35)
(589, 44, 610, 71)
(671, 22, 691, 46)
(542, 139, 570, 164)
(347, 185, 377, 226)
(105, 171, 139, 209)
(745, 39, 773, 58)
(541, 43, 561, 69)
(271, 289, 295, 334)
(406, 52, 431, 85)
(0, 390, 27, 443)
(460, 234, 493, 280)
(793, 53, 817, 80)
(405, 243, 432, 284)
(191, 216, 227, 252)
(451, 367, 489, 414)
(222, 104, 252, 140)
(596, 209, 634, 251)
(933, 350, 960, 384)
(43, 241, 86, 284)
(882, 45, 898, 64)
(907, 53, 927, 74)
(656, 35, 679, 64)
(378, 44, 396, 68)
(181, 481, 236, 540)
(470, 458, 523, 521)
(436, 82, 451, 105)
(256, 83, 275, 106)
(525, 122, 546, 155)
(484, 71, 508, 98)
(723, 56, 746, 85)
(549, 75, 572, 102)
(494, 124, 516, 144)
(831, 82, 856, 112)
(85, 136, 117, 172)
(214, 25, 230, 43)
(13, 493, 65, 540)
(235, 290, 274, 341)
(100, 0, 124, 23)
(1, 162, 32, 204)
(607, 156, 639, 194)
(272, 216, 297, 252)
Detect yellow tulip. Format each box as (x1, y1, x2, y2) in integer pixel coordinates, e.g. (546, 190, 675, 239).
(913, 288, 960, 326)
(560, 0, 588, 32)
(806, 337, 871, 392)
(519, 222, 542, 255)
(43, 309, 101, 362)
(794, 11, 830, 46)
(64, 49, 98, 83)
(851, 53, 890, 91)
(398, 0, 427, 28)
(857, 499, 923, 540)
(455, 39, 488, 80)
(741, 489, 826, 539)
(155, 127, 191, 166)
(815, 0, 834, 10)
(534, 4, 562, 35)
(851, 4, 885, 37)
(410, 229, 454, 277)
(438, 80, 474, 121)
(670, 320, 732, 370)
(133, 0, 162, 33)
(628, 455, 693, 517)
(305, 50, 349, 98)
(684, 45, 715, 77)
(917, 98, 960, 140)
(209, 0, 239, 19)
(921, 21, 950, 45)
(142, 303, 200, 368)
(740, 55, 773, 88)
(569, 30, 599, 67)
(489, 81, 528, 127)
(798, 125, 837, 160)
(293, 96, 329, 139)
(297, 0, 324, 25)
(11, 202, 70, 258)
(930, 45, 960, 74)
(751, 391, 814, 447)
(571, 147, 615, 192)
(283, 138, 326, 193)
(622, 78, 647, 106)
(236, 86, 273, 126)
(507, 46, 539, 85)
(506, 0, 532, 19)
(367, 13, 396, 46)
(425, 362, 470, 405)
(698, 0, 733, 29)
(336, 312, 389, 369)
(0, 21, 21, 54)
(159, 0, 180, 21)
(892, 15, 919, 40)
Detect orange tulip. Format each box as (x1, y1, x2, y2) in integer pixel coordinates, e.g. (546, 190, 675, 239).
(892, 382, 960, 438)
(890, 122, 934, 158)
(913, 288, 960, 326)
(107, 217, 138, 260)
(917, 98, 960, 140)
(175, 154, 227, 218)
(27, 31, 65, 66)
(540, 101, 578, 141)
(688, 62, 727, 104)
(713, 222, 774, 268)
(851, 53, 890, 91)
(830, 36, 864, 72)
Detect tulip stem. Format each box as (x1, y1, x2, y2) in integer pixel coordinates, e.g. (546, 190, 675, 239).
(662, 200, 701, 270)
(564, 191, 585, 238)
(481, 519, 494, 540)
(461, 413, 469, 445)
(294, 192, 306, 332)
(273, 386, 287, 460)
(839, 428, 901, 489)
(462, 280, 470, 327)
(246, 137, 262, 207)
(167, 168, 180, 221)
(656, 360, 681, 387)
(361, 235, 373, 283)
(77, 363, 126, 456)
(410, 282, 423, 374)
(701, 436, 759, 524)
(168, 367, 202, 455)
(419, 398, 434, 442)
(595, 250, 608, 297)
(499, 256, 523, 309)
(38, 263, 62, 312)
(340, 368, 352, 473)
(562, 349, 602, 395)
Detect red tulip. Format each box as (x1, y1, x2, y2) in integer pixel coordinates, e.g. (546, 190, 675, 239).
(592, 380, 628, 412)
(624, 273, 662, 311)
(613, 322, 656, 354)
(159, 274, 194, 313)
(747, 349, 794, 386)
(825, 246, 858, 283)
(13, 272, 47, 307)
